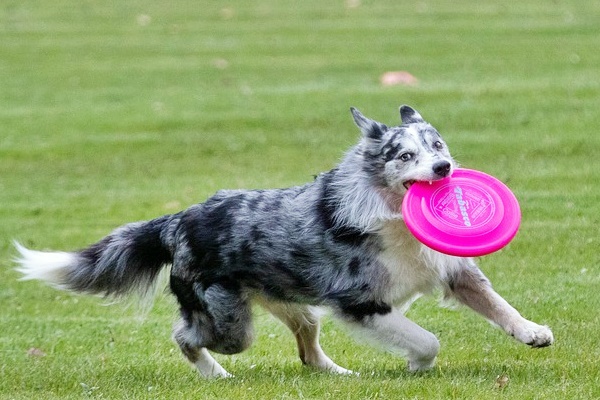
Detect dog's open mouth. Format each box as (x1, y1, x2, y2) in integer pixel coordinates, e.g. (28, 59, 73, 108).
(403, 179, 437, 190)
(403, 180, 417, 190)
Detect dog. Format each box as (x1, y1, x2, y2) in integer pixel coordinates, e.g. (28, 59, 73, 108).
(15, 105, 553, 378)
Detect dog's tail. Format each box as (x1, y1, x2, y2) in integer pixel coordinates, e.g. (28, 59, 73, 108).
(14, 213, 180, 299)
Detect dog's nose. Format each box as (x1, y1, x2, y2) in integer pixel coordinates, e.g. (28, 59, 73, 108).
(433, 161, 452, 177)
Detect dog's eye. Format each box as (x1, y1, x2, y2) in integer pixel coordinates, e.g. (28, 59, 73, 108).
(399, 152, 414, 162)
(433, 141, 444, 150)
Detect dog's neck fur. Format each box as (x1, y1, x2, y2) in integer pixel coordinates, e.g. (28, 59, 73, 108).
(327, 142, 403, 233)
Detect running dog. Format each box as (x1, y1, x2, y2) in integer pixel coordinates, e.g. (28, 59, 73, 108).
(15, 105, 553, 378)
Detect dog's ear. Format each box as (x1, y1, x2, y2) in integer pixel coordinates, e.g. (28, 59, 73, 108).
(350, 107, 387, 139)
(399, 105, 425, 124)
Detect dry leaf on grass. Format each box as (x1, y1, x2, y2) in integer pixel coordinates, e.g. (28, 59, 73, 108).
(380, 71, 418, 86)
(26, 347, 46, 357)
(494, 373, 510, 390)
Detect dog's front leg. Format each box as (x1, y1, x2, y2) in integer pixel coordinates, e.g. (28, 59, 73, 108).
(447, 261, 553, 348)
(347, 309, 440, 372)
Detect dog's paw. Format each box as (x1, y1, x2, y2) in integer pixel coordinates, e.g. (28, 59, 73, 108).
(408, 357, 436, 373)
(511, 320, 554, 348)
(194, 358, 233, 379)
(328, 364, 356, 375)
(305, 357, 355, 375)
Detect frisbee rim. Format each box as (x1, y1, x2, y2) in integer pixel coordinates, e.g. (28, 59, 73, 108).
(402, 168, 521, 257)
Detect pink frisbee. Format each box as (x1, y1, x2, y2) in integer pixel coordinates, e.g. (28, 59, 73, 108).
(402, 168, 521, 257)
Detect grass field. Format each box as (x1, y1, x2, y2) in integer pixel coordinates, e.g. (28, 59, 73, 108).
(2, 0, 600, 398)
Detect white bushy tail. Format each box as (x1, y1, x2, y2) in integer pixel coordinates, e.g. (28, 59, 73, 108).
(14, 214, 178, 298)
(14, 242, 78, 290)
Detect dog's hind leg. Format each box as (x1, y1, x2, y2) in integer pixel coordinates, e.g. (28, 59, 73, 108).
(259, 300, 353, 374)
(170, 277, 255, 378)
(446, 261, 554, 348)
(172, 319, 231, 378)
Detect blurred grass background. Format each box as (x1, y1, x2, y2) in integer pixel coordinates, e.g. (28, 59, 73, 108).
(1, 0, 599, 398)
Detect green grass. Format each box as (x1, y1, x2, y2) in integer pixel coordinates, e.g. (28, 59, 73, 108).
(2, 0, 600, 398)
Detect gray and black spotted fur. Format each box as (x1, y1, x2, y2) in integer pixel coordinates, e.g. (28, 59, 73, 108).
(15, 105, 553, 378)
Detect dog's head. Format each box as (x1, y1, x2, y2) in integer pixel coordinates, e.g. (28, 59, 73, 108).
(351, 105, 456, 195)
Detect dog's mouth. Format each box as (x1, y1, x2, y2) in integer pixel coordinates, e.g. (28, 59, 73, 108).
(402, 179, 439, 190)
(403, 180, 417, 190)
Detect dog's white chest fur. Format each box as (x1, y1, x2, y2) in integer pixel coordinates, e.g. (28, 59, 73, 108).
(377, 220, 462, 309)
